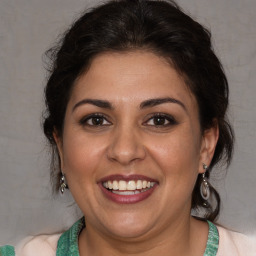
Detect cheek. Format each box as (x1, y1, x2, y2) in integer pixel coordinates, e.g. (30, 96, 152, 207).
(149, 135, 201, 209)
(61, 129, 107, 180)
(147, 128, 201, 184)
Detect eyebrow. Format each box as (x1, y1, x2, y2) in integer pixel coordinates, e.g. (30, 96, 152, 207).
(140, 97, 187, 111)
(72, 99, 113, 112)
(72, 97, 186, 112)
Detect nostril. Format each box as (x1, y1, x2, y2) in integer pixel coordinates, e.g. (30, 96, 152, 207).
(107, 146, 146, 164)
(106, 133, 146, 164)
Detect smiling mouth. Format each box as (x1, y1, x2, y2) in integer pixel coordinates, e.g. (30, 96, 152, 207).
(102, 180, 156, 195)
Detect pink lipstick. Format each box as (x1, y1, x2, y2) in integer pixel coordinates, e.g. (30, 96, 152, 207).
(98, 175, 158, 204)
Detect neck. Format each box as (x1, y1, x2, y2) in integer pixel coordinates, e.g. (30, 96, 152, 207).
(78, 215, 208, 256)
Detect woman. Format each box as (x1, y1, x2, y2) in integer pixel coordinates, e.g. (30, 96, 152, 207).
(1, 0, 255, 255)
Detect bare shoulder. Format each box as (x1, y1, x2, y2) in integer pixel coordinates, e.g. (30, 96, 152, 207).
(217, 225, 256, 256)
(15, 233, 61, 256)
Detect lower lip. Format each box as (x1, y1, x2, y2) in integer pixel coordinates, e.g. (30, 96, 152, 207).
(99, 183, 157, 204)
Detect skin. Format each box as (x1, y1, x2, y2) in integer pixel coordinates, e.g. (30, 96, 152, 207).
(54, 51, 219, 256)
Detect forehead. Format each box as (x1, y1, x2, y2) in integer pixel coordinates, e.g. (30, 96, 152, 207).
(69, 51, 197, 109)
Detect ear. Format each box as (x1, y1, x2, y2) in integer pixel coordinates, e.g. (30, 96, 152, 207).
(53, 129, 64, 171)
(198, 120, 219, 173)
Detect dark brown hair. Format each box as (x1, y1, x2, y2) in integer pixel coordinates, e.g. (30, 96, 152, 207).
(43, 0, 234, 221)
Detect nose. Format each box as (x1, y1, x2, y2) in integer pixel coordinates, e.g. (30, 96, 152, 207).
(107, 125, 146, 165)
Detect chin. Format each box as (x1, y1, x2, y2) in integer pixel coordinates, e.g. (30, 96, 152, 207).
(101, 213, 155, 239)
(107, 224, 152, 239)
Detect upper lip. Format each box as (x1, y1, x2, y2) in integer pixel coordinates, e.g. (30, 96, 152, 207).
(98, 174, 158, 183)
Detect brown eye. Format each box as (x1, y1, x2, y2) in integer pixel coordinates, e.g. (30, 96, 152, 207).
(80, 114, 111, 126)
(91, 116, 104, 126)
(153, 116, 167, 126)
(145, 114, 177, 127)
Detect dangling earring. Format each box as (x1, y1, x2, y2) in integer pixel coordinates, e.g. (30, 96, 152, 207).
(60, 172, 68, 194)
(200, 163, 210, 201)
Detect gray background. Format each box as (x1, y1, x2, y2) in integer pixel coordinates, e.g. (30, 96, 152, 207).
(0, 0, 255, 245)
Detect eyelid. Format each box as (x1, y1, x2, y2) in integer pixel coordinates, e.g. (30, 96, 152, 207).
(143, 113, 178, 126)
(79, 113, 112, 126)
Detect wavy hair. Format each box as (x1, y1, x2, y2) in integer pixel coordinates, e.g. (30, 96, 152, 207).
(43, 0, 234, 221)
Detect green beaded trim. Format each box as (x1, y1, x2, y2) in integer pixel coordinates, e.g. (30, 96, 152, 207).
(0, 245, 15, 256)
(204, 221, 219, 256)
(56, 218, 219, 256)
(56, 218, 85, 256)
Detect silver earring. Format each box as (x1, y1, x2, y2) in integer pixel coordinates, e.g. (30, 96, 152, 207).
(60, 173, 68, 194)
(200, 163, 210, 201)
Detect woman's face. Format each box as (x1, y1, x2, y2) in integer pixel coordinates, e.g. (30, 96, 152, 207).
(56, 51, 217, 239)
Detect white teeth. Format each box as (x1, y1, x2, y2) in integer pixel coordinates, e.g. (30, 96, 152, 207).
(103, 182, 108, 188)
(112, 188, 150, 195)
(107, 181, 113, 189)
(112, 180, 118, 190)
(103, 179, 156, 191)
(119, 180, 127, 190)
(112, 190, 136, 195)
(136, 180, 142, 189)
(127, 180, 136, 190)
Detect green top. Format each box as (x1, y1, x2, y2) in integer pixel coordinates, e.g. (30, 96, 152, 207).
(0, 245, 15, 256)
(0, 219, 219, 256)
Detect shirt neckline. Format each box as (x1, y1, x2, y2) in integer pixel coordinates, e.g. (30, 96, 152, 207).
(56, 218, 219, 256)
(204, 220, 219, 255)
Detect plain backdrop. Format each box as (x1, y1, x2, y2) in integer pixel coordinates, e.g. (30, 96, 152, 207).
(0, 0, 255, 245)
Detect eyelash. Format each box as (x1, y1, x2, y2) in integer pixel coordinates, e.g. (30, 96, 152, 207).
(79, 113, 111, 127)
(144, 113, 177, 127)
(79, 113, 177, 128)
